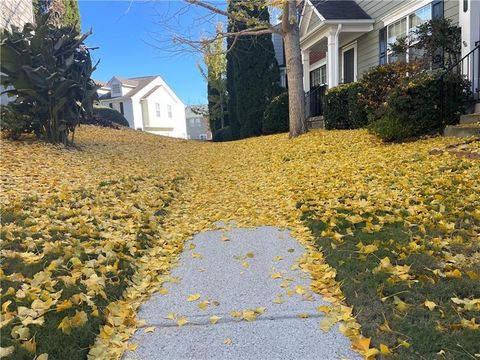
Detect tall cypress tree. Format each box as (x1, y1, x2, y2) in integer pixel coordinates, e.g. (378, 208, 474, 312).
(226, 0, 280, 139)
(226, 1, 241, 140)
(33, 0, 81, 32)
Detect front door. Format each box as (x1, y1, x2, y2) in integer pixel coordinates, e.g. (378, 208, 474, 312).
(343, 48, 355, 83)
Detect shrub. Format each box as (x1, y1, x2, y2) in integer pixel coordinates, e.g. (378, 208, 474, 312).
(81, 106, 130, 128)
(369, 72, 471, 141)
(212, 126, 233, 142)
(262, 92, 289, 135)
(358, 61, 424, 122)
(0, 15, 97, 144)
(324, 83, 367, 130)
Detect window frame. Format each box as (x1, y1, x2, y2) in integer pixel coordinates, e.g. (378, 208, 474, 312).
(155, 103, 161, 117)
(167, 105, 173, 118)
(385, 2, 432, 64)
(309, 59, 327, 89)
(112, 84, 121, 95)
(341, 41, 358, 83)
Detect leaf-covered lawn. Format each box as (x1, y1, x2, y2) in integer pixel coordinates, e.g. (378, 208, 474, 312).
(1, 126, 478, 359)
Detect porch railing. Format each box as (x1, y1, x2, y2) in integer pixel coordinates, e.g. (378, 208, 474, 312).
(305, 85, 327, 118)
(438, 41, 480, 125)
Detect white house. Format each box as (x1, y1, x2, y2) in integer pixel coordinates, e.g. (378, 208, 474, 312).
(98, 75, 187, 139)
(298, 0, 479, 95)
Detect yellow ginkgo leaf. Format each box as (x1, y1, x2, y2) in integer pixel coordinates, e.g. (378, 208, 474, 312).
(22, 336, 36, 353)
(295, 285, 306, 295)
(166, 312, 176, 320)
(424, 300, 437, 311)
(223, 338, 232, 345)
(198, 300, 209, 310)
(57, 317, 71, 335)
(230, 311, 242, 318)
(245, 252, 255, 258)
(351, 337, 371, 352)
(177, 316, 188, 326)
(209, 315, 221, 324)
(70, 311, 88, 327)
(144, 326, 156, 333)
(298, 312, 309, 318)
(187, 293, 201, 302)
(191, 252, 203, 259)
(221, 235, 229, 241)
(271, 272, 282, 279)
(379, 343, 392, 355)
(37, 353, 49, 360)
(242, 310, 257, 321)
(158, 287, 169, 295)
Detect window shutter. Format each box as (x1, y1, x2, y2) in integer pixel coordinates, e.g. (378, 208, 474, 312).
(432, 0, 444, 18)
(379, 27, 387, 65)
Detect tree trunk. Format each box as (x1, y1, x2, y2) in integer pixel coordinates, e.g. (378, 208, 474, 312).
(283, 2, 307, 138)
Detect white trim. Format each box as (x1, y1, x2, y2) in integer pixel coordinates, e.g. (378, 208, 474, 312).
(310, 57, 327, 71)
(306, 0, 326, 22)
(323, 19, 375, 24)
(382, 0, 432, 26)
(341, 41, 358, 83)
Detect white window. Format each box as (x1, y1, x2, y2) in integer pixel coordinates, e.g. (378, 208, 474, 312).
(112, 84, 121, 94)
(155, 103, 161, 117)
(195, 118, 202, 127)
(168, 105, 172, 118)
(189, 119, 195, 126)
(387, 3, 432, 63)
(310, 64, 327, 88)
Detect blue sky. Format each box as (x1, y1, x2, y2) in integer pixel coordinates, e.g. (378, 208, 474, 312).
(79, 1, 219, 105)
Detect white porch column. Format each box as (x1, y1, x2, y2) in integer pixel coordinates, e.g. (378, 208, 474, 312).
(302, 49, 311, 92)
(327, 25, 340, 88)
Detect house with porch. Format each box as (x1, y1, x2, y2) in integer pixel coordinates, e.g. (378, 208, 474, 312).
(298, 0, 480, 118)
(97, 75, 187, 139)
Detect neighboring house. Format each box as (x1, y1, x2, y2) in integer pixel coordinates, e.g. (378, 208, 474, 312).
(98, 76, 187, 139)
(185, 106, 212, 140)
(296, 0, 479, 113)
(0, 0, 34, 106)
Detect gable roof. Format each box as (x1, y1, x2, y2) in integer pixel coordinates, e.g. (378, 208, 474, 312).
(310, 0, 371, 20)
(99, 76, 157, 100)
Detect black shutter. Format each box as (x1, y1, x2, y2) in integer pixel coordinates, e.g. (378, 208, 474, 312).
(432, 0, 444, 18)
(379, 27, 387, 65)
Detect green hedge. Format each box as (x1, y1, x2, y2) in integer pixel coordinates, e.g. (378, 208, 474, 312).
(262, 92, 289, 135)
(369, 73, 471, 141)
(324, 82, 367, 130)
(81, 106, 130, 128)
(212, 126, 233, 142)
(358, 62, 424, 121)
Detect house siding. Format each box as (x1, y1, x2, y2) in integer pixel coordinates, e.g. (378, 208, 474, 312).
(355, 0, 459, 77)
(0, 0, 33, 30)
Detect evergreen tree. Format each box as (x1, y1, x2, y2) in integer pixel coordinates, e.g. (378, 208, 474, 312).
(33, 0, 81, 32)
(227, 0, 280, 139)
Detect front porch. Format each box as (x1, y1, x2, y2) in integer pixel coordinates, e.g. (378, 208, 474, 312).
(299, 0, 374, 118)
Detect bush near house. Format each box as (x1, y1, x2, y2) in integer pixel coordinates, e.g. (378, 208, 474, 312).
(212, 126, 233, 142)
(81, 106, 130, 128)
(369, 73, 472, 142)
(324, 83, 367, 130)
(0, 16, 97, 145)
(262, 92, 289, 135)
(357, 62, 424, 121)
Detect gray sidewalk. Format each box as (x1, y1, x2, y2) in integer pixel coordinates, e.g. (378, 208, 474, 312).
(124, 226, 360, 360)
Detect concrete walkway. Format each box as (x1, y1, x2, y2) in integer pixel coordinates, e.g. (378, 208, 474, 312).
(124, 226, 360, 360)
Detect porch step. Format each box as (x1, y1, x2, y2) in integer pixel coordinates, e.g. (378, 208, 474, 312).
(460, 112, 480, 124)
(444, 123, 480, 137)
(307, 116, 325, 129)
(475, 103, 480, 113)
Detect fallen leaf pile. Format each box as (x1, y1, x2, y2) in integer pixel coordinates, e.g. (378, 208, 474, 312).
(1, 126, 478, 359)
